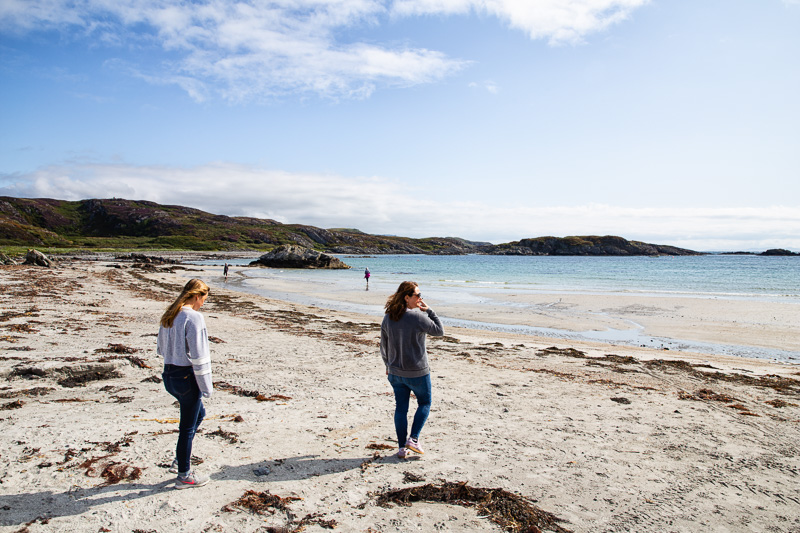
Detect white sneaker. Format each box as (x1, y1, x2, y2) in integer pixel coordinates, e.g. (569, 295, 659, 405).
(397, 447, 408, 459)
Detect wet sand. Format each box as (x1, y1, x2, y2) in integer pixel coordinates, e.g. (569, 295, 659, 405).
(229, 270, 800, 360)
(1, 257, 799, 532)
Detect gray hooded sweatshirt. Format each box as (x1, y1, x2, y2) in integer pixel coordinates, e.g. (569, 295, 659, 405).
(380, 308, 444, 378)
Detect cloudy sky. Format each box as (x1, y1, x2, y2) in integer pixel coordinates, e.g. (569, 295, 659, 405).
(1, 0, 798, 251)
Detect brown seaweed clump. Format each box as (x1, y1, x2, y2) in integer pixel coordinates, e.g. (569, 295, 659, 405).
(222, 490, 336, 532)
(223, 490, 300, 515)
(208, 427, 240, 444)
(765, 399, 798, 408)
(214, 381, 262, 398)
(0, 399, 24, 410)
(374, 481, 572, 533)
(366, 443, 395, 451)
(678, 388, 738, 403)
(95, 343, 139, 354)
(99, 462, 143, 485)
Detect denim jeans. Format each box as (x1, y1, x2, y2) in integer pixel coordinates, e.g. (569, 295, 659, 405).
(388, 373, 432, 449)
(162, 364, 205, 474)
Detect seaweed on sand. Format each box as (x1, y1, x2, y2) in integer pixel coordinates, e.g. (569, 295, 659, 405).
(222, 490, 336, 532)
(94, 344, 151, 369)
(99, 462, 143, 485)
(256, 393, 292, 402)
(765, 399, 798, 408)
(0, 399, 24, 410)
(57, 367, 123, 388)
(223, 490, 300, 515)
(373, 481, 572, 533)
(0, 387, 54, 398)
(537, 345, 800, 396)
(208, 427, 240, 444)
(365, 443, 395, 451)
(678, 388, 738, 403)
(214, 381, 261, 398)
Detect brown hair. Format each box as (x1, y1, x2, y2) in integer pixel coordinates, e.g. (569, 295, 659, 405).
(160, 279, 210, 328)
(384, 281, 418, 322)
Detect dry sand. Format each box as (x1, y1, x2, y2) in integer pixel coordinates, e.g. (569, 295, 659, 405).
(1, 257, 799, 533)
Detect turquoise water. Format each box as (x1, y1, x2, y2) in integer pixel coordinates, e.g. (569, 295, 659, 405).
(220, 254, 800, 301)
(197, 254, 800, 362)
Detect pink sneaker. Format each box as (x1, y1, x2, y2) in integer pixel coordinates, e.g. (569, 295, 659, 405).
(397, 448, 408, 459)
(405, 438, 424, 454)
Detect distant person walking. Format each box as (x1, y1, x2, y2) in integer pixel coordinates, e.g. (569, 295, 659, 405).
(380, 281, 444, 459)
(157, 279, 213, 489)
(364, 267, 371, 289)
(223, 263, 229, 281)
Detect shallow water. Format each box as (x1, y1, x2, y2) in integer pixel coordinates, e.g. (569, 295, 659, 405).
(195, 254, 800, 363)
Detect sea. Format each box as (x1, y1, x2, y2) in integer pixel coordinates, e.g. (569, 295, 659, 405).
(193, 254, 800, 363)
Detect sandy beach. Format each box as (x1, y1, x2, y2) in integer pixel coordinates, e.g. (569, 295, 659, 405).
(1, 256, 799, 532)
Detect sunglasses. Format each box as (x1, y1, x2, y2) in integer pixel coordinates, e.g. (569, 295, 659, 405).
(411, 292, 422, 299)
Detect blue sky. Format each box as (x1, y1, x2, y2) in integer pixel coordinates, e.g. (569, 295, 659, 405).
(1, 0, 799, 251)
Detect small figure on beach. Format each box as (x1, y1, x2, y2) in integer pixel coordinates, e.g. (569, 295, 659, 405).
(157, 279, 213, 489)
(223, 262, 229, 281)
(381, 281, 444, 459)
(364, 267, 371, 290)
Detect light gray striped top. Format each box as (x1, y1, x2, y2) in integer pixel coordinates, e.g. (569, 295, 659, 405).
(157, 307, 213, 398)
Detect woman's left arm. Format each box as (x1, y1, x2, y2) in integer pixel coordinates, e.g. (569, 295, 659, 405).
(186, 314, 213, 398)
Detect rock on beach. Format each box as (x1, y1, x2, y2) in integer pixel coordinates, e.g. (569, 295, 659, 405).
(249, 244, 351, 269)
(23, 248, 52, 267)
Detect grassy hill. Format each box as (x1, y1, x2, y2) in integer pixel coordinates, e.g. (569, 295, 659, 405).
(0, 197, 486, 254)
(0, 196, 701, 256)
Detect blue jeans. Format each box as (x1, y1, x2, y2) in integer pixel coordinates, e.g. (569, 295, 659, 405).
(388, 374, 432, 449)
(162, 364, 205, 474)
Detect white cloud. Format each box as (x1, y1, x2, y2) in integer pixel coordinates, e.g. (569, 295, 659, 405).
(3, 162, 799, 252)
(0, 0, 648, 101)
(391, 0, 649, 44)
(0, 0, 466, 101)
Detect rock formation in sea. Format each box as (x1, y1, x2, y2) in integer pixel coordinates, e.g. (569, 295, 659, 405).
(760, 249, 799, 256)
(487, 235, 701, 256)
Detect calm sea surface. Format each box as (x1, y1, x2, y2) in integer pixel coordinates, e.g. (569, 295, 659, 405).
(218, 254, 800, 301)
(196, 254, 800, 362)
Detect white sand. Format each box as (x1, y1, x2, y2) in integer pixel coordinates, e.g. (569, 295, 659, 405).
(1, 258, 799, 532)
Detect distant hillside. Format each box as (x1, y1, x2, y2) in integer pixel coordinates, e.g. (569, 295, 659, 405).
(491, 235, 701, 256)
(0, 197, 484, 254)
(0, 197, 700, 256)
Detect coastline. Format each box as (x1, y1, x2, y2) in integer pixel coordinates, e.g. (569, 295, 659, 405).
(220, 262, 800, 363)
(1, 256, 799, 532)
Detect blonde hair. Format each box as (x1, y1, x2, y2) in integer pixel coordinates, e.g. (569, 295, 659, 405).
(384, 281, 418, 322)
(160, 279, 210, 328)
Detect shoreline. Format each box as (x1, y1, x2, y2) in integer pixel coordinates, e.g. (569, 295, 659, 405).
(205, 262, 800, 364)
(1, 257, 799, 532)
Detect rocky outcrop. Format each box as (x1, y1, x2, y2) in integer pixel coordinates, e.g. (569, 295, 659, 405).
(0, 252, 16, 265)
(250, 245, 351, 269)
(24, 249, 52, 267)
(115, 253, 178, 264)
(760, 249, 798, 256)
(486, 236, 701, 256)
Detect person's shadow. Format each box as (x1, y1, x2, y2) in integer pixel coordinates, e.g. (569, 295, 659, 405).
(0, 479, 173, 527)
(0, 454, 395, 526)
(214, 453, 401, 483)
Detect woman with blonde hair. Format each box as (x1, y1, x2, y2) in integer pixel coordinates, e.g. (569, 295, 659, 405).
(157, 279, 213, 488)
(380, 281, 444, 459)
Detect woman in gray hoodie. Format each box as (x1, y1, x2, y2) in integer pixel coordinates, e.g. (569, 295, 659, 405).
(380, 281, 444, 459)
